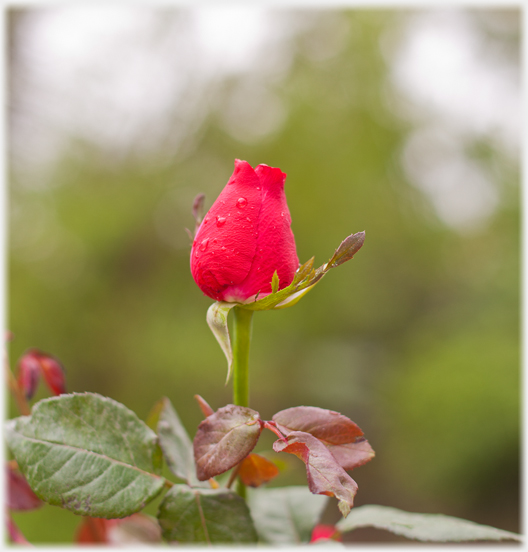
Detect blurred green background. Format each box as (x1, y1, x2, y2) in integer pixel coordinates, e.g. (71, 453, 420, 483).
(7, 6, 520, 543)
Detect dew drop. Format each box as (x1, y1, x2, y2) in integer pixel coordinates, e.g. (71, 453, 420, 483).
(216, 216, 226, 227)
(246, 217, 252, 222)
(199, 238, 209, 252)
(256, 187, 261, 190)
(221, 246, 226, 252)
(236, 197, 248, 209)
(281, 212, 285, 217)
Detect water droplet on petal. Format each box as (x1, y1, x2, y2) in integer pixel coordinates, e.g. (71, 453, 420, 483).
(281, 212, 285, 217)
(256, 187, 261, 190)
(216, 216, 226, 227)
(246, 217, 251, 222)
(236, 197, 247, 209)
(221, 246, 226, 251)
(199, 238, 209, 252)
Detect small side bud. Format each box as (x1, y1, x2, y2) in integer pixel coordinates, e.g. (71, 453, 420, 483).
(17, 352, 41, 400)
(38, 352, 66, 395)
(20, 349, 66, 397)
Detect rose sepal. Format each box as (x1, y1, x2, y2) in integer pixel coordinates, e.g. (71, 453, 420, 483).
(206, 302, 237, 384)
(206, 232, 365, 383)
(242, 230, 365, 311)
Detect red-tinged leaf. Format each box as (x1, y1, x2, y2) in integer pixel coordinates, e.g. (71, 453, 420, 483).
(37, 351, 66, 395)
(273, 406, 364, 444)
(7, 514, 30, 545)
(273, 406, 374, 471)
(76, 515, 161, 544)
(194, 394, 214, 418)
(76, 517, 113, 543)
(310, 524, 342, 542)
(239, 453, 280, 487)
(327, 438, 375, 471)
(17, 352, 41, 400)
(273, 431, 358, 518)
(7, 465, 43, 511)
(193, 404, 262, 480)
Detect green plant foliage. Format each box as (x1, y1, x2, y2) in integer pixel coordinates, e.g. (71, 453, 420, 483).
(7, 8, 520, 542)
(156, 397, 198, 486)
(6, 393, 165, 518)
(248, 486, 329, 544)
(336, 505, 522, 542)
(157, 484, 258, 544)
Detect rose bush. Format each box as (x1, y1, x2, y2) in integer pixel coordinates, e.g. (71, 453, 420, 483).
(190, 159, 298, 303)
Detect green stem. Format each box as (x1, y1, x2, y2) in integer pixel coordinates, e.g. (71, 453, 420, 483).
(232, 307, 253, 408)
(232, 306, 253, 500)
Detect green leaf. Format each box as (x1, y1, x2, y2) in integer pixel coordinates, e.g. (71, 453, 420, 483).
(248, 486, 329, 544)
(336, 505, 522, 542)
(193, 404, 261, 480)
(271, 270, 280, 293)
(206, 301, 237, 383)
(5, 393, 165, 518)
(157, 484, 258, 544)
(144, 398, 165, 474)
(156, 397, 199, 486)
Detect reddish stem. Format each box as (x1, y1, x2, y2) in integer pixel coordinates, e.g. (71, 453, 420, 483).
(263, 421, 287, 442)
(6, 513, 32, 545)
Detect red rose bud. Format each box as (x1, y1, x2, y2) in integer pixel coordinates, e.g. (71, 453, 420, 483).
(190, 159, 299, 303)
(17, 351, 41, 400)
(19, 348, 66, 397)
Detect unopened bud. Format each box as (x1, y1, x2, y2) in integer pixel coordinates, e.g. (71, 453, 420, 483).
(18, 348, 66, 397)
(38, 351, 66, 396)
(17, 351, 41, 400)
